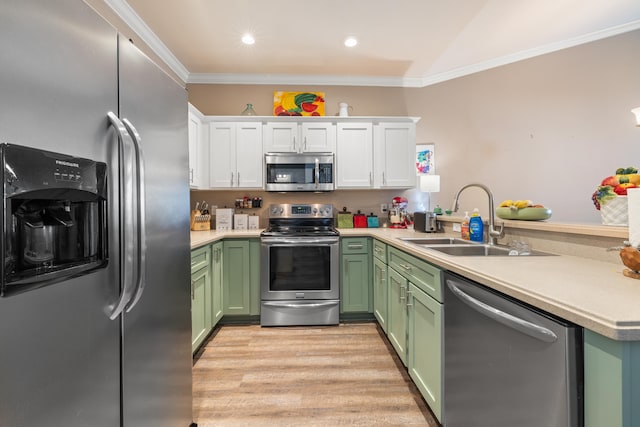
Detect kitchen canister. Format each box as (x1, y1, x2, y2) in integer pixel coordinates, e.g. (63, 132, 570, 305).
(337, 207, 354, 228)
(367, 213, 379, 228)
(353, 210, 367, 228)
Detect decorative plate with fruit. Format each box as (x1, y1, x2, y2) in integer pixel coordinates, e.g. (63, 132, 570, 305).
(496, 200, 552, 221)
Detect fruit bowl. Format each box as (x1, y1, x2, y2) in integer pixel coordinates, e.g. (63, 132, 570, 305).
(496, 207, 552, 221)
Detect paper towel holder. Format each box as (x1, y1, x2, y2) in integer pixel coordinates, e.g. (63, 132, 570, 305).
(632, 107, 640, 127)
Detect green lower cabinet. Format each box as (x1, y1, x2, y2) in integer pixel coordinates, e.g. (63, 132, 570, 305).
(223, 238, 260, 317)
(191, 246, 212, 353)
(223, 239, 251, 315)
(387, 266, 408, 366)
(341, 253, 371, 312)
(584, 329, 640, 427)
(340, 237, 372, 313)
(378, 245, 443, 422)
(373, 257, 388, 333)
(408, 283, 442, 422)
(211, 241, 223, 326)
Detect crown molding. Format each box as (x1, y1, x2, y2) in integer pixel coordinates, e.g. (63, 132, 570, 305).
(103, 1, 640, 88)
(103, 0, 190, 83)
(187, 73, 425, 87)
(420, 19, 640, 87)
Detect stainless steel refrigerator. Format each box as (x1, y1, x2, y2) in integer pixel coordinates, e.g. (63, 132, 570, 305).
(0, 1, 194, 426)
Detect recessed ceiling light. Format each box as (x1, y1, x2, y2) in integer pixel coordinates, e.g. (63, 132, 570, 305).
(241, 33, 255, 45)
(344, 37, 358, 48)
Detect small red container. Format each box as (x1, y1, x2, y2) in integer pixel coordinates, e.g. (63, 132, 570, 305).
(353, 210, 367, 228)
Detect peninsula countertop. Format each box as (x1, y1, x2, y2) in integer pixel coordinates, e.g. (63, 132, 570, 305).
(190, 227, 640, 341)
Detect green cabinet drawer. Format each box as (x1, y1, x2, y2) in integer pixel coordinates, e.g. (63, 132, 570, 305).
(373, 239, 387, 263)
(341, 237, 370, 254)
(191, 245, 211, 273)
(388, 246, 442, 302)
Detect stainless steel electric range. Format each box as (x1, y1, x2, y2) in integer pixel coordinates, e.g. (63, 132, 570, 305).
(260, 203, 339, 326)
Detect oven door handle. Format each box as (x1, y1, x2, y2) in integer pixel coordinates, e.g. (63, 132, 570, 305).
(262, 301, 339, 309)
(315, 157, 319, 190)
(261, 237, 339, 245)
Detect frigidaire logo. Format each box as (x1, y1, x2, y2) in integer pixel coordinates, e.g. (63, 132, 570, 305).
(56, 159, 80, 168)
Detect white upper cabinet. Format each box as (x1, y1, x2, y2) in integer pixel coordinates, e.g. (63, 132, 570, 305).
(264, 121, 335, 153)
(336, 120, 417, 189)
(336, 122, 373, 188)
(188, 103, 208, 188)
(209, 121, 263, 189)
(301, 122, 336, 152)
(373, 122, 416, 188)
(191, 115, 417, 190)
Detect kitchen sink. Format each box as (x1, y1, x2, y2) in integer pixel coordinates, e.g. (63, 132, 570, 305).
(427, 244, 555, 257)
(398, 237, 556, 256)
(398, 237, 475, 245)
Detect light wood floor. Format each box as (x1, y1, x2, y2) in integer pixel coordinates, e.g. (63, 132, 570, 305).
(192, 322, 439, 426)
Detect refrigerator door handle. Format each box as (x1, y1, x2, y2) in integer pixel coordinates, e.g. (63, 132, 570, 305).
(122, 118, 147, 313)
(107, 112, 137, 320)
(446, 279, 558, 343)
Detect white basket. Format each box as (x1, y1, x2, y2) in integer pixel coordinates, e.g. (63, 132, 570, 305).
(600, 196, 628, 226)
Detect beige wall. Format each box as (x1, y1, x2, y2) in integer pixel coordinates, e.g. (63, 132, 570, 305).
(188, 29, 640, 224)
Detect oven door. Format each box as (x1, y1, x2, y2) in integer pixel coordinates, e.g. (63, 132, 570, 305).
(260, 236, 339, 300)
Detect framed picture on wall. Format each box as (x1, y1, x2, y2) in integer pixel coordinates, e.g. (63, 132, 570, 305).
(416, 143, 435, 175)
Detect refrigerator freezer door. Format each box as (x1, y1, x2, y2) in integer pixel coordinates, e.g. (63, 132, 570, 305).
(117, 36, 193, 427)
(0, 1, 121, 426)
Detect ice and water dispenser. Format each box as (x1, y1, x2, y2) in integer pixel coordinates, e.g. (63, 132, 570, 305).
(1, 144, 108, 296)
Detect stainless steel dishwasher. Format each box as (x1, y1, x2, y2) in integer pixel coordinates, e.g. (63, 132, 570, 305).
(443, 271, 583, 427)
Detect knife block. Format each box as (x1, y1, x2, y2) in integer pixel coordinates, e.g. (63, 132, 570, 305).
(190, 210, 211, 231)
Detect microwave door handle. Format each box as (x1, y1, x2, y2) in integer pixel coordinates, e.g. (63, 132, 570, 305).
(107, 112, 137, 320)
(122, 118, 147, 313)
(315, 157, 319, 190)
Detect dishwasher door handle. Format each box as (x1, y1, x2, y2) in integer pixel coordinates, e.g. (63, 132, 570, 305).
(446, 279, 558, 343)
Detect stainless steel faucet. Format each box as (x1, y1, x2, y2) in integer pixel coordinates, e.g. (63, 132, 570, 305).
(451, 183, 505, 245)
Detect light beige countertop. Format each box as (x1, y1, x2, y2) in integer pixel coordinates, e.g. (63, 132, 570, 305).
(190, 229, 262, 248)
(191, 225, 640, 341)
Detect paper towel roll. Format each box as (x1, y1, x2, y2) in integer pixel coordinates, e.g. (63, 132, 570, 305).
(627, 188, 640, 247)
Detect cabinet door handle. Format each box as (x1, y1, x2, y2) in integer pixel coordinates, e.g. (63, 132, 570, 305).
(190, 168, 194, 183)
(230, 172, 234, 186)
(400, 284, 406, 302)
(406, 290, 413, 307)
(348, 244, 364, 249)
(304, 136, 308, 152)
(236, 172, 240, 187)
(293, 136, 296, 152)
(369, 172, 373, 185)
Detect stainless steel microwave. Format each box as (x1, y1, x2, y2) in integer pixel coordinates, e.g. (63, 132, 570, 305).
(265, 152, 334, 192)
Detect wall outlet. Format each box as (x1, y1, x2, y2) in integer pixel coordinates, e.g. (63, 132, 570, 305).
(380, 203, 388, 213)
(452, 223, 462, 232)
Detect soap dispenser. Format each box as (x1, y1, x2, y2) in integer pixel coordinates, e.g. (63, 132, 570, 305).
(469, 208, 484, 242)
(461, 211, 470, 240)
